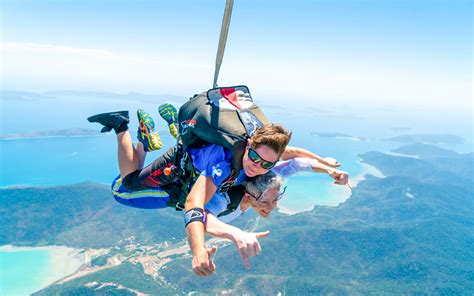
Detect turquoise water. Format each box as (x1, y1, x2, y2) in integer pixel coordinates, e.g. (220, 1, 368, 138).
(278, 135, 393, 212)
(0, 92, 472, 293)
(0, 133, 177, 187)
(0, 248, 51, 295)
(1, 127, 470, 210)
(0, 133, 389, 200)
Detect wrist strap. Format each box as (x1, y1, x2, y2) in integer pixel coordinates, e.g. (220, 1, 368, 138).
(184, 208, 206, 227)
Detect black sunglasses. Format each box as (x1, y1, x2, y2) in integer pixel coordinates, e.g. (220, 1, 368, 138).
(247, 146, 277, 169)
(247, 185, 287, 201)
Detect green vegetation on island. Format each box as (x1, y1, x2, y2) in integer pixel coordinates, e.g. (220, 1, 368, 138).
(2, 143, 473, 294)
(0, 182, 183, 248)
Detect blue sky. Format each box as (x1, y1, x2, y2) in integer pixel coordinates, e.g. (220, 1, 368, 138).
(1, 0, 472, 114)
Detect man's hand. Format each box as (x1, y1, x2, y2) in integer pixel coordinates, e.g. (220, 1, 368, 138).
(329, 169, 349, 186)
(329, 169, 353, 191)
(192, 246, 218, 277)
(323, 157, 341, 168)
(232, 230, 270, 269)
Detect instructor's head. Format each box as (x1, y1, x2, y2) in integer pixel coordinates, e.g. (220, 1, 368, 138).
(242, 124, 292, 177)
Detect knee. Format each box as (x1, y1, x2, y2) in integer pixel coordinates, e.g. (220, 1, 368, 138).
(121, 170, 145, 191)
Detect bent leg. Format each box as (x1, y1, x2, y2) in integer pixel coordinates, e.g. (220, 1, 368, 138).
(136, 142, 146, 170)
(120, 109, 163, 178)
(117, 131, 140, 179)
(87, 110, 139, 178)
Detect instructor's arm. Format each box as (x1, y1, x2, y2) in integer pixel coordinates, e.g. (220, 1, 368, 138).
(185, 175, 217, 276)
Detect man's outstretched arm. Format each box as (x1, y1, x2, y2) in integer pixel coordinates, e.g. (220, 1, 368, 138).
(305, 158, 350, 186)
(185, 175, 218, 277)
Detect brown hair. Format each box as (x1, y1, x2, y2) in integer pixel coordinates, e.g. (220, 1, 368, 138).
(250, 124, 292, 156)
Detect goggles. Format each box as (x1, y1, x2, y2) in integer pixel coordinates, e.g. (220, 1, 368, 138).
(247, 146, 277, 170)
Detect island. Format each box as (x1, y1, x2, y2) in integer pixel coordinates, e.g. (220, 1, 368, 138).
(0, 128, 103, 140)
(1, 144, 472, 295)
(385, 134, 464, 144)
(311, 132, 367, 141)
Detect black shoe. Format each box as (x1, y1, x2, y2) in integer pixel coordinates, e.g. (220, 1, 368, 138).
(87, 111, 129, 133)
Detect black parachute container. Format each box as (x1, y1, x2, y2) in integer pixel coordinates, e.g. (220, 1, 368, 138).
(178, 85, 270, 177)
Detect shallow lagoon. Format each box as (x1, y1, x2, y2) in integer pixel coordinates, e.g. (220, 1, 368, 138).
(0, 245, 83, 296)
(1, 91, 472, 294)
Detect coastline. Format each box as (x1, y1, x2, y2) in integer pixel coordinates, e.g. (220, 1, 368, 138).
(277, 160, 385, 215)
(0, 245, 85, 294)
(0, 134, 104, 141)
(0, 181, 111, 190)
(351, 160, 385, 183)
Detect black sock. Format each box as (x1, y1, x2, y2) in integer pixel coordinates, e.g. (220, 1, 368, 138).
(114, 121, 129, 134)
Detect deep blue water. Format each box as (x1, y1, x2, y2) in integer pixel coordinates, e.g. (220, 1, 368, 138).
(0, 134, 176, 187)
(1, 91, 472, 209)
(1, 91, 472, 294)
(3, 132, 469, 212)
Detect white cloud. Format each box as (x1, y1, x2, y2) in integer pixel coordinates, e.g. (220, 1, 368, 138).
(1, 42, 114, 57)
(1, 42, 212, 93)
(220, 53, 472, 113)
(1, 41, 472, 118)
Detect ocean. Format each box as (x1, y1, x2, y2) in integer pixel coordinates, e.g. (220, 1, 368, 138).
(0, 131, 395, 207)
(0, 246, 83, 296)
(0, 133, 392, 295)
(1, 90, 472, 294)
(1, 93, 472, 210)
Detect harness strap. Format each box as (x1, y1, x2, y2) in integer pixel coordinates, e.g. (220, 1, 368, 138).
(217, 184, 245, 217)
(218, 169, 239, 194)
(174, 142, 197, 211)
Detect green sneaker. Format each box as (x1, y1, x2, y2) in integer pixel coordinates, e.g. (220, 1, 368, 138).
(158, 103, 179, 139)
(137, 109, 163, 152)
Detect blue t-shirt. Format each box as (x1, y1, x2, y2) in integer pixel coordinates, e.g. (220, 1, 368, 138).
(188, 144, 232, 187)
(188, 144, 247, 188)
(204, 192, 229, 217)
(188, 144, 247, 216)
(205, 169, 247, 216)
